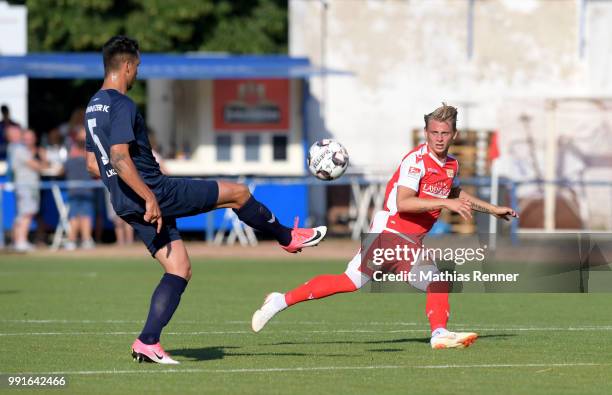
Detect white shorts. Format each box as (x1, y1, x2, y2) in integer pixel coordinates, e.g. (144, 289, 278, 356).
(16, 187, 40, 217)
(344, 211, 440, 291)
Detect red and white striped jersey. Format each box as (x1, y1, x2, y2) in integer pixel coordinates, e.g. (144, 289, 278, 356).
(383, 143, 460, 235)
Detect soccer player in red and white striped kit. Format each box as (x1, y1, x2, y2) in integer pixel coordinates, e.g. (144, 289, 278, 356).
(252, 103, 518, 349)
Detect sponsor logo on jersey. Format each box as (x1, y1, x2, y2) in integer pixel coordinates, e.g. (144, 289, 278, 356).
(86, 104, 110, 113)
(421, 181, 451, 198)
(408, 166, 421, 174)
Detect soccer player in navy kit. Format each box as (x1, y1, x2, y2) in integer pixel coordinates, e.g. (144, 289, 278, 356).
(85, 36, 327, 364)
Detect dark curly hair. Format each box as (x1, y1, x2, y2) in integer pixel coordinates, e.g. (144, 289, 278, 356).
(102, 35, 140, 75)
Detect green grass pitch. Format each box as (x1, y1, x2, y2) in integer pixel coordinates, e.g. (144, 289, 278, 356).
(1, 255, 611, 394)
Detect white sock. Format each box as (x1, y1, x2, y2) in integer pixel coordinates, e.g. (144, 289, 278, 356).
(431, 327, 449, 338)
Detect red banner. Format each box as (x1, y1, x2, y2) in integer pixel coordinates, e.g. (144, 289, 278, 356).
(213, 79, 290, 131)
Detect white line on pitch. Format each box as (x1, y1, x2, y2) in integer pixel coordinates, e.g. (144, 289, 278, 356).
(0, 320, 198, 324)
(1, 320, 420, 325)
(3, 326, 612, 336)
(2, 363, 605, 376)
(226, 321, 422, 326)
(6, 320, 612, 330)
(0, 331, 249, 336)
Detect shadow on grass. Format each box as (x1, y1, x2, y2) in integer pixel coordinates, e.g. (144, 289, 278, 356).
(263, 333, 516, 347)
(167, 346, 235, 361)
(0, 290, 20, 295)
(168, 346, 354, 361)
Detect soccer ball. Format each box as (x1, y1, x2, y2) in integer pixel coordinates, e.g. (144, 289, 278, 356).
(307, 139, 349, 181)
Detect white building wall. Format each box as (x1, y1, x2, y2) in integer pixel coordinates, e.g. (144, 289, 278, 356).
(148, 79, 305, 176)
(0, 1, 27, 127)
(146, 79, 174, 156)
(585, 0, 612, 93)
(290, 0, 612, 175)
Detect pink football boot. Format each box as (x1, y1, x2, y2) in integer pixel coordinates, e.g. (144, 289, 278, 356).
(131, 339, 179, 364)
(281, 217, 327, 253)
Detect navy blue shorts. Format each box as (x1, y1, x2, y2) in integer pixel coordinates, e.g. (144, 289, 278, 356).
(123, 178, 219, 256)
(158, 178, 220, 218)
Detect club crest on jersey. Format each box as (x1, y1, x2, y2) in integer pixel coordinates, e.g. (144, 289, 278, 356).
(446, 169, 454, 177)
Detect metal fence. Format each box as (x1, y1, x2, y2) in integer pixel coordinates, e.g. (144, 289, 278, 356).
(2, 176, 611, 250)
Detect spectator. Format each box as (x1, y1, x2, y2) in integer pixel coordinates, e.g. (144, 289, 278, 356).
(58, 108, 85, 147)
(62, 127, 95, 250)
(4, 124, 22, 182)
(40, 127, 68, 170)
(0, 104, 19, 160)
(105, 190, 134, 246)
(11, 129, 47, 252)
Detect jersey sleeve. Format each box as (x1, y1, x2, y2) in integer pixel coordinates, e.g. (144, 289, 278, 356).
(109, 98, 136, 146)
(396, 153, 425, 192)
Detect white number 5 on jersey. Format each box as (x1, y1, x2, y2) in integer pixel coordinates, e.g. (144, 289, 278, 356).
(87, 118, 110, 165)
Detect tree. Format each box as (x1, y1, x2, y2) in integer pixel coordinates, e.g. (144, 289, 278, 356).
(20, 0, 287, 54)
(202, 0, 288, 53)
(7, 0, 288, 132)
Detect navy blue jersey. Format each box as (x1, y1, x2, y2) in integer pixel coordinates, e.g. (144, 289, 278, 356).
(85, 89, 165, 216)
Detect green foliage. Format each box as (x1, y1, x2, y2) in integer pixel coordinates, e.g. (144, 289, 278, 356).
(6, 0, 287, 132)
(18, 0, 287, 54)
(203, 0, 288, 53)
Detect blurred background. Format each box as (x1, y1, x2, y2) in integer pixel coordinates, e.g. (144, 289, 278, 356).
(1, 0, 611, 252)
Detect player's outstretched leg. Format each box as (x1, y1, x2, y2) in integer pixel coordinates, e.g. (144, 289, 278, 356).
(217, 182, 327, 253)
(426, 281, 478, 349)
(132, 240, 190, 364)
(252, 252, 367, 332)
(251, 273, 358, 332)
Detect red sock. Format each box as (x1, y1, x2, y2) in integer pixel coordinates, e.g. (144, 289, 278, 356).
(284, 273, 357, 306)
(426, 281, 450, 332)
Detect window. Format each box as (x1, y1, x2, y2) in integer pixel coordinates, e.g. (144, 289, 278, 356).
(272, 135, 288, 161)
(216, 135, 231, 161)
(244, 135, 260, 162)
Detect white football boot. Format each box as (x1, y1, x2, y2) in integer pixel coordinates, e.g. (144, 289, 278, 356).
(251, 292, 287, 333)
(430, 329, 478, 349)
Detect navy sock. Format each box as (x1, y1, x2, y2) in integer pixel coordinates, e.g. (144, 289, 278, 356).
(138, 273, 188, 345)
(233, 196, 292, 246)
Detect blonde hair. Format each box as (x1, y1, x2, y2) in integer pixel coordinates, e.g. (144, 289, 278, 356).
(424, 102, 458, 131)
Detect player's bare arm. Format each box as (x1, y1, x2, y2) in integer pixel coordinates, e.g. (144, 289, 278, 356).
(450, 186, 518, 221)
(396, 185, 472, 220)
(110, 143, 163, 233)
(85, 151, 101, 178)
